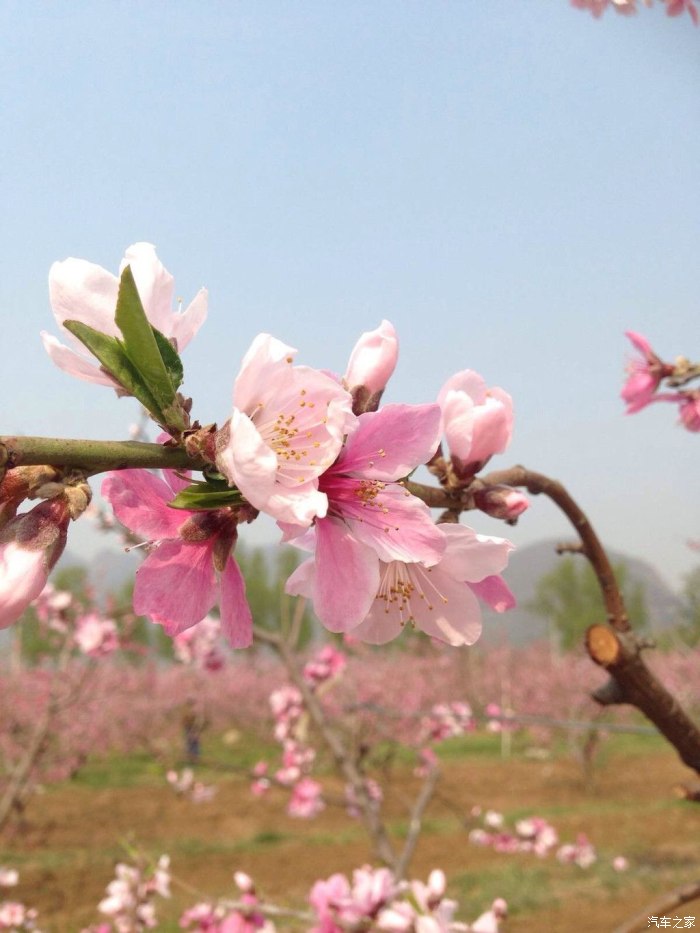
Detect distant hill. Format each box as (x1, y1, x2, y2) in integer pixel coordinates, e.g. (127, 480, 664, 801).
(56, 538, 683, 648)
(480, 539, 683, 646)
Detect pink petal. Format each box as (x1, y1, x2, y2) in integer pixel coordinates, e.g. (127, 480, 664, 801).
(171, 287, 208, 350)
(219, 556, 253, 648)
(48, 257, 120, 341)
(409, 571, 483, 646)
(101, 470, 190, 540)
(336, 404, 442, 481)
(438, 370, 488, 407)
(0, 543, 48, 629)
(624, 330, 652, 357)
(344, 319, 398, 393)
(323, 476, 445, 565)
(313, 518, 380, 632)
(120, 243, 174, 337)
(217, 408, 278, 507)
(440, 390, 476, 461)
(469, 575, 516, 612)
(233, 333, 297, 413)
(468, 390, 513, 463)
(262, 482, 329, 525)
(40, 332, 119, 387)
(285, 556, 316, 600)
(437, 524, 513, 583)
(133, 540, 217, 635)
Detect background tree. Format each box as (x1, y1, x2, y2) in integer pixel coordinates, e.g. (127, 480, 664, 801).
(527, 557, 648, 652)
(678, 565, 700, 647)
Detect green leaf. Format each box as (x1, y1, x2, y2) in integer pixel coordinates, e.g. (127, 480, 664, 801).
(114, 266, 179, 414)
(152, 326, 184, 391)
(168, 481, 244, 511)
(63, 321, 162, 414)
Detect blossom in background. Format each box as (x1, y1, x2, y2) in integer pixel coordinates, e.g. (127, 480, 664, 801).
(292, 523, 513, 647)
(42, 242, 207, 386)
(102, 468, 252, 648)
(288, 776, 325, 818)
(74, 612, 119, 657)
(621, 331, 670, 414)
(310, 865, 396, 932)
(438, 371, 514, 477)
(173, 615, 225, 671)
(0, 870, 18, 888)
(286, 403, 446, 633)
(0, 498, 70, 630)
(216, 334, 355, 526)
(556, 833, 597, 869)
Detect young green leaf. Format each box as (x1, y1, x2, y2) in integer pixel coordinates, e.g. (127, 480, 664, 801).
(63, 321, 162, 414)
(114, 266, 179, 413)
(168, 482, 245, 511)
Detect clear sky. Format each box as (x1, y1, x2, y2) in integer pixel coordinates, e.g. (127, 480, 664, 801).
(1, 2, 698, 589)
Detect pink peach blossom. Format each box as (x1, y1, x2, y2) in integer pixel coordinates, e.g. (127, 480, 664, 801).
(102, 468, 252, 647)
(217, 334, 355, 526)
(285, 404, 445, 633)
(42, 242, 207, 386)
(292, 523, 512, 646)
(620, 331, 672, 414)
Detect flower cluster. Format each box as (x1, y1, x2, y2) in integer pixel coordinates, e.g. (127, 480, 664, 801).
(251, 646, 347, 818)
(420, 701, 476, 743)
(621, 331, 700, 431)
(166, 768, 217, 804)
(309, 866, 506, 933)
(0, 243, 524, 649)
(89, 855, 171, 932)
(468, 809, 603, 868)
(180, 871, 274, 932)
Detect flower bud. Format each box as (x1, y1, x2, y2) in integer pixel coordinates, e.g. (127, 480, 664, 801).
(0, 498, 70, 629)
(438, 371, 513, 478)
(679, 393, 700, 432)
(473, 485, 529, 521)
(344, 320, 398, 412)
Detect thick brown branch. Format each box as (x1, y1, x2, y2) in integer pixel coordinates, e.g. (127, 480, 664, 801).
(482, 466, 700, 778)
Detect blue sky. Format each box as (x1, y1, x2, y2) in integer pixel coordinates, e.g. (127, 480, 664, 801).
(1, 2, 698, 588)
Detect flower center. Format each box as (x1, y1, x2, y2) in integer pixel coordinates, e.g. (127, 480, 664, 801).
(375, 562, 448, 625)
(249, 387, 333, 485)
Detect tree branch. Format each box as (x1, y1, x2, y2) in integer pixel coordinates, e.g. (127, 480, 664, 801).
(0, 436, 202, 474)
(613, 878, 700, 933)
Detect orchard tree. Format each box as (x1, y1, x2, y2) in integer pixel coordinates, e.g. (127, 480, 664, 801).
(527, 557, 648, 652)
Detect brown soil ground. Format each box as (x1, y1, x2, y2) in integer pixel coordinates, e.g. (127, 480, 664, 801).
(2, 741, 700, 932)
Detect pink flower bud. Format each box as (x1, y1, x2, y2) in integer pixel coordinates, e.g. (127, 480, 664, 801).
(438, 371, 514, 477)
(0, 498, 70, 629)
(344, 320, 399, 395)
(474, 485, 529, 521)
(679, 393, 700, 432)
